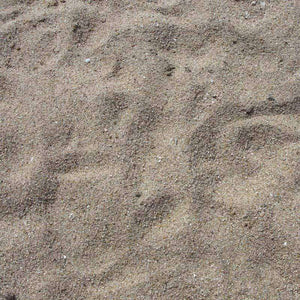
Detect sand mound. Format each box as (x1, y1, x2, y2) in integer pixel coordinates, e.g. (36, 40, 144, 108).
(0, 0, 299, 299)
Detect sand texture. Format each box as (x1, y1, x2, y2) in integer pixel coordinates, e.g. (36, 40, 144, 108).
(0, 0, 300, 299)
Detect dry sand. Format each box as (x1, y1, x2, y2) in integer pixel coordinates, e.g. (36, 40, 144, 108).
(0, 0, 300, 299)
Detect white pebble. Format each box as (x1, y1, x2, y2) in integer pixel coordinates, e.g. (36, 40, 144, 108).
(85, 58, 91, 63)
(283, 242, 287, 246)
(260, 1, 266, 8)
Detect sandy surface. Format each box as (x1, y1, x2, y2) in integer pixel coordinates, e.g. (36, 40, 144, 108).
(0, 0, 299, 299)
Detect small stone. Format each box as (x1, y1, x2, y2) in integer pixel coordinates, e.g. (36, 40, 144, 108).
(251, 1, 256, 5)
(47, 0, 58, 7)
(260, 1, 266, 9)
(135, 192, 142, 198)
(283, 242, 287, 246)
(165, 65, 175, 76)
(85, 58, 91, 63)
(267, 96, 275, 101)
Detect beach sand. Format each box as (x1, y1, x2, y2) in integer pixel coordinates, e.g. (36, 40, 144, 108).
(0, 0, 299, 299)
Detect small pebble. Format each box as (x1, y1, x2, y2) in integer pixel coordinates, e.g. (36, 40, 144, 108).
(260, 1, 266, 9)
(267, 96, 275, 101)
(251, 1, 256, 5)
(283, 242, 287, 246)
(47, 0, 58, 7)
(85, 58, 91, 63)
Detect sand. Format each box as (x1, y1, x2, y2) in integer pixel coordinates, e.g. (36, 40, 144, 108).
(0, 0, 299, 299)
